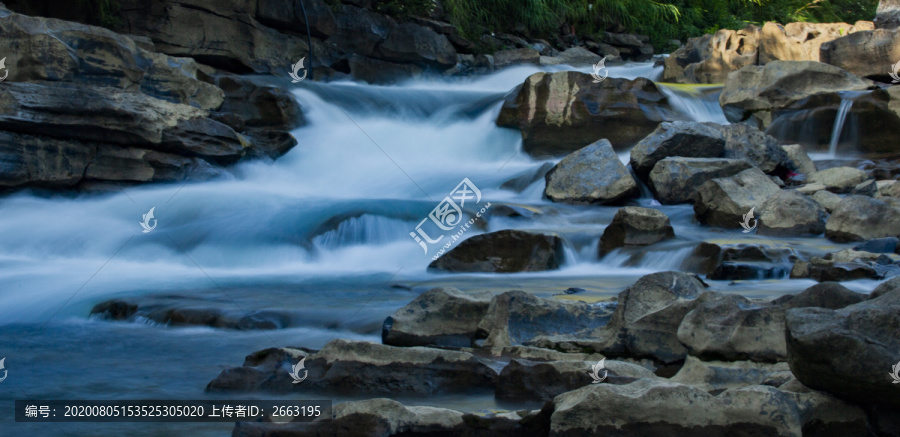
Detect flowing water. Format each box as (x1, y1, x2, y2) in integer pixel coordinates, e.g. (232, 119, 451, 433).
(0, 62, 877, 436)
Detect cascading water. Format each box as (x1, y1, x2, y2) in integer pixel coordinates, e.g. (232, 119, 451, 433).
(827, 97, 855, 156)
(2, 62, 864, 436)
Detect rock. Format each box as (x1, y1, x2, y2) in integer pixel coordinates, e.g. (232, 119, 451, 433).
(670, 355, 792, 392)
(207, 347, 310, 392)
(759, 21, 873, 64)
(328, 4, 397, 59)
(795, 183, 827, 195)
(850, 179, 878, 197)
(778, 379, 872, 437)
(382, 288, 493, 348)
(820, 28, 900, 81)
(719, 123, 791, 174)
(780, 282, 868, 308)
(539, 47, 603, 66)
(543, 139, 639, 205)
(256, 0, 337, 37)
(630, 121, 726, 181)
(233, 398, 550, 437)
(349, 54, 424, 84)
(757, 190, 827, 236)
(719, 60, 870, 127)
(871, 276, 900, 298)
(90, 298, 288, 330)
(496, 72, 673, 157)
(693, 168, 783, 228)
(0, 8, 224, 110)
(804, 256, 886, 282)
(785, 289, 900, 406)
(662, 26, 761, 84)
(807, 167, 870, 194)
(428, 230, 565, 273)
(678, 295, 791, 362)
(549, 379, 802, 436)
(781, 144, 816, 175)
(215, 76, 302, 129)
(477, 290, 611, 348)
(602, 32, 645, 48)
(825, 195, 900, 242)
(598, 207, 675, 256)
(810, 190, 842, 213)
(648, 157, 752, 204)
(377, 22, 457, 68)
(115, 0, 310, 74)
(854, 237, 900, 254)
(492, 48, 541, 68)
(305, 340, 498, 395)
(497, 359, 654, 401)
(877, 0, 900, 29)
(678, 283, 865, 363)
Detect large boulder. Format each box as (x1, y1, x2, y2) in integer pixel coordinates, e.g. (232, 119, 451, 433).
(719, 60, 870, 127)
(757, 190, 827, 236)
(492, 48, 541, 68)
(0, 8, 224, 110)
(543, 139, 639, 205)
(662, 26, 760, 84)
(759, 21, 874, 64)
(496, 72, 674, 157)
(785, 288, 900, 406)
(348, 54, 423, 85)
(629, 121, 726, 181)
(820, 28, 900, 81)
(115, 0, 310, 74)
(781, 144, 816, 175)
(376, 22, 457, 68)
(598, 207, 675, 256)
(648, 157, 751, 204)
(477, 291, 611, 348)
(549, 379, 803, 436)
(382, 288, 493, 348)
(428, 230, 565, 273)
(693, 168, 782, 228)
(670, 355, 792, 391)
(825, 195, 900, 242)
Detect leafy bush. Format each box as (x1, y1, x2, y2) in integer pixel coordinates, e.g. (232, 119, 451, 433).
(439, 0, 877, 50)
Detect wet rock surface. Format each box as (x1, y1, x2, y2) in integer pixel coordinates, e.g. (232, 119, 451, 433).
(429, 230, 566, 273)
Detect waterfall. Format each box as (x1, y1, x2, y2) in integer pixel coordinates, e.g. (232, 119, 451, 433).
(827, 97, 855, 157)
(656, 83, 728, 124)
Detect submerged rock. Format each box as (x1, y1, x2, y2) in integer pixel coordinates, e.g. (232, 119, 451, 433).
(428, 230, 566, 273)
(598, 207, 675, 257)
(543, 139, 639, 205)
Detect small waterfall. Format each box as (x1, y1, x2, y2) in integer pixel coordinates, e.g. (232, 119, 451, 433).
(656, 83, 728, 124)
(827, 98, 854, 156)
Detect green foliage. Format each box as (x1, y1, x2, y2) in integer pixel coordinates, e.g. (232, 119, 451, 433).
(375, 0, 435, 18)
(438, 0, 877, 50)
